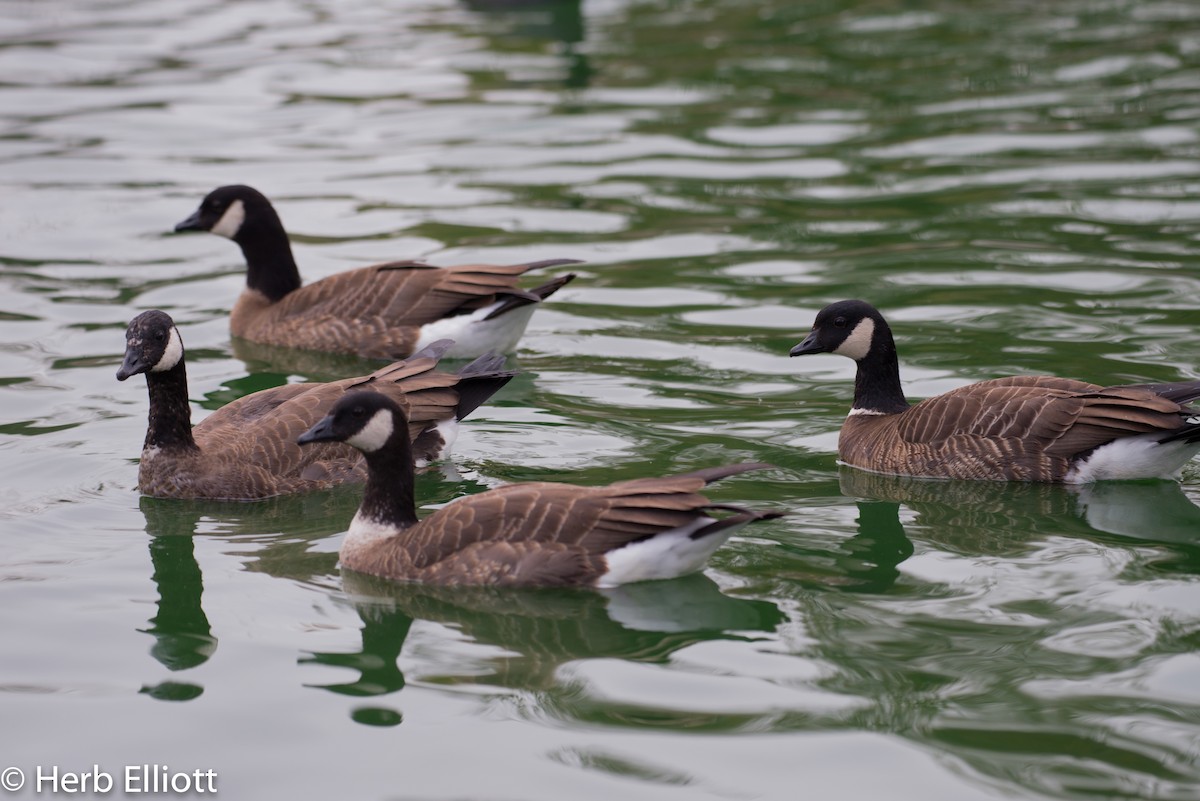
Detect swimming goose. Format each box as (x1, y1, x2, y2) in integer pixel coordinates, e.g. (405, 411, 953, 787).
(297, 391, 781, 587)
(117, 310, 514, 500)
(789, 299, 1200, 483)
(174, 185, 580, 359)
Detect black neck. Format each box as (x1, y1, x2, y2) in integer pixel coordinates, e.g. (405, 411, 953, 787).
(143, 361, 199, 452)
(359, 432, 419, 528)
(234, 214, 301, 302)
(853, 325, 910, 414)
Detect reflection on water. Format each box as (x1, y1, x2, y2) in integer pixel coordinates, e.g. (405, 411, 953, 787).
(135, 492, 783, 725)
(840, 499, 913, 594)
(140, 533, 216, 673)
(840, 467, 1200, 555)
(307, 570, 782, 720)
(138, 493, 349, 583)
(134, 493, 350, 702)
(230, 338, 393, 386)
(462, 0, 591, 89)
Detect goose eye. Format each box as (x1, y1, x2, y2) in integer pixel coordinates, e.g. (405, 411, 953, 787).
(155, 331, 166, 341)
(351, 406, 366, 417)
(833, 316, 848, 328)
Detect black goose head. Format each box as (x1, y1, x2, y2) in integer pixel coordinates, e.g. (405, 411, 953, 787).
(298, 391, 408, 454)
(174, 185, 277, 241)
(117, 310, 185, 381)
(790, 299, 888, 362)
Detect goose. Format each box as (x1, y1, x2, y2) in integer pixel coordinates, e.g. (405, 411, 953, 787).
(789, 299, 1200, 483)
(117, 310, 514, 500)
(174, 185, 580, 359)
(297, 391, 782, 587)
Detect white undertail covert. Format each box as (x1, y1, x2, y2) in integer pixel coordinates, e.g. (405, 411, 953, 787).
(598, 516, 744, 588)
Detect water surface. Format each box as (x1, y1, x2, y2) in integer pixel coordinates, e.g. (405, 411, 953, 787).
(3, 1, 1200, 799)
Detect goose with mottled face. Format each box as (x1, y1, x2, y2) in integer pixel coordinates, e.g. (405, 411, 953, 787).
(790, 299, 1200, 483)
(297, 391, 782, 587)
(117, 310, 515, 500)
(174, 185, 580, 360)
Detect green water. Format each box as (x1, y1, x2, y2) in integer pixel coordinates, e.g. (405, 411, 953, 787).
(2, 1, 1200, 799)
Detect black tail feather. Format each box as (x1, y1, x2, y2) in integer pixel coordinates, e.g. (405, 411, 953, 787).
(690, 507, 785, 540)
(483, 273, 576, 321)
(408, 338, 455, 362)
(513, 258, 584, 272)
(1126, 379, 1200, 406)
(676, 462, 776, 485)
(458, 350, 507, 376)
(528, 273, 576, 300)
(1157, 419, 1200, 445)
(454, 368, 518, 421)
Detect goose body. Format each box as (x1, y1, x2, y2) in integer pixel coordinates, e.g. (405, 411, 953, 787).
(298, 392, 781, 587)
(175, 185, 579, 359)
(790, 300, 1200, 483)
(118, 311, 514, 500)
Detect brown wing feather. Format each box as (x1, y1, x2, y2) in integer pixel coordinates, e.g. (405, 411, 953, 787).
(415, 541, 596, 587)
(1044, 386, 1187, 457)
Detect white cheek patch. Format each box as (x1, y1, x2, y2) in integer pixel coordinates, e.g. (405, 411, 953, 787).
(150, 327, 184, 372)
(210, 199, 246, 239)
(832, 317, 875, 361)
(346, 408, 395, 453)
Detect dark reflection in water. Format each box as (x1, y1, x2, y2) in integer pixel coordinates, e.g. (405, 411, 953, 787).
(136, 498, 218, 701)
(230, 337, 390, 387)
(140, 532, 216, 673)
(304, 570, 782, 721)
(138, 493, 349, 584)
(840, 499, 914, 594)
(135, 493, 353, 701)
(806, 468, 1200, 595)
(840, 467, 1200, 552)
(136, 491, 783, 719)
(787, 470, 1200, 796)
(462, 0, 591, 89)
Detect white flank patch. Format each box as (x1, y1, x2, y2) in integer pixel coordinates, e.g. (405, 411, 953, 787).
(1065, 433, 1200, 483)
(346, 408, 395, 453)
(414, 418, 459, 468)
(412, 302, 537, 358)
(597, 516, 747, 588)
(832, 316, 875, 361)
(432, 417, 459, 460)
(847, 407, 887, 417)
(150, 327, 184, 372)
(211, 199, 246, 239)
